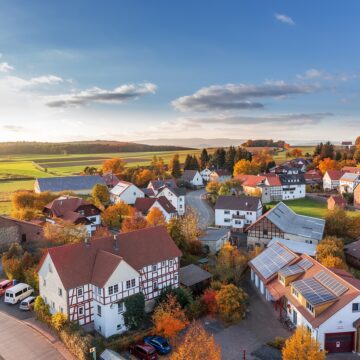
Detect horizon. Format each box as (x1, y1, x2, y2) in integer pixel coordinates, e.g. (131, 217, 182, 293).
(0, 1, 359, 143)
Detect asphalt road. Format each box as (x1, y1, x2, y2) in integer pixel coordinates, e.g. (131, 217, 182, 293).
(186, 189, 215, 229)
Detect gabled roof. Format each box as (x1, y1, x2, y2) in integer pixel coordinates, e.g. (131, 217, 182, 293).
(157, 185, 186, 197)
(36, 175, 106, 192)
(268, 237, 316, 257)
(247, 202, 325, 241)
(199, 227, 230, 242)
(134, 196, 177, 214)
(181, 170, 201, 182)
(148, 179, 177, 191)
(342, 166, 360, 174)
(235, 174, 266, 187)
(179, 264, 212, 287)
(279, 173, 306, 185)
(41, 226, 182, 289)
(102, 172, 120, 187)
(340, 172, 360, 182)
(328, 195, 347, 207)
(211, 169, 231, 177)
(264, 173, 282, 186)
(215, 195, 261, 212)
(325, 170, 344, 181)
(110, 181, 142, 196)
(0, 216, 44, 243)
(344, 239, 360, 259)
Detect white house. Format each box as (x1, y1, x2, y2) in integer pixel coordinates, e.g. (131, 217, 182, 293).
(38, 226, 181, 338)
(250, 242, 360, 354)
(279, 174, 306, 201)
(180, 170, 203, 187)
(110, 181, 144, 205)
(134, 197, 177, 222)
(323, 170, 344, 191)
(147, 179, 178, 196)
(339, 173, 360, 194)
(200, 168, 212, 182)
(156, 185, 186, 216)
(214, 195, 262, 230)
(209, 169, 231, 183)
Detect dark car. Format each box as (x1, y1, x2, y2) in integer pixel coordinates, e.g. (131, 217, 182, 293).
(143, 336, 171, 355)
(128, 343, 158, 360)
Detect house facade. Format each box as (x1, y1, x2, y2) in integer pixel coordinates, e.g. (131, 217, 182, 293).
(355, 184, 360, 208)
(180, 170, 204, 187)
(250, 242, 360, 354)
(200, 168, 212, 182)
(327, 195, 347, 210)
(110, 181, 144, 205)
(323, 170, 344, 191)
(38, 226, 181, 338)
(209, 169, 231, 183)
(247, 202, 325, 248)
(214, 195, 262, 230)
(134, 197, 177, 221)
(156, 185, 186, 216)
(339, 173, 360, 194)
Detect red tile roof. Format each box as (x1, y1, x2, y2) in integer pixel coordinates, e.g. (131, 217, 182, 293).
(326, 170, 344, 181)
(41, 226, 182, 289)
(342, 166, 360, 174)
(235, 174, 266, 187)
(134, 196, 177, 214)
(328, 195, 347, 207)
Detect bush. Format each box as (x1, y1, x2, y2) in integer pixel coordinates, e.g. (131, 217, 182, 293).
(156, 286, 193, 309)
(105, 328, 153, 352)
(123, 293, 146, 330)
(34, 296, 51, 324)
(268, 336, 286, 350)
(51, 312, 68, 331)
(187, 298, 207, 320)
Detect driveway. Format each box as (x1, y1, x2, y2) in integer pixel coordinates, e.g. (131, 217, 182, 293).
(186, 189, 215, 229)
(0, 311, 66, 360)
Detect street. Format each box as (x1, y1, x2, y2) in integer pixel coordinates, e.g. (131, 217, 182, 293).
(186, 188, 215, 229)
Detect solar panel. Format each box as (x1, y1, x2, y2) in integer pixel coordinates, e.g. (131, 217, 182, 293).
(279, 264, 304, 277)
(314, 271, 348, 297)
(298, 258, 313, 270)
(251, 242, 297, 280)
(292, 278, 337, 305)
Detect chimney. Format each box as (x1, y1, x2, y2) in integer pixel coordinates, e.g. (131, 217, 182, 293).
(84, 236, 90, 247)
(113, 234, 119, 251)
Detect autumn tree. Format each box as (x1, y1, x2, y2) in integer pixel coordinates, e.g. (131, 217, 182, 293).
(291, 148, 303, 157)
(121, 208, 148, 233)
(201, 289, 218, 314)
(146, 207, 167, 227)
(101, 157, 126, 178)
(102, 201, 131, 229)
(43, 222, 87, 245)
(233, 159, 260, 176)
(321, 255, 348, 270)
(355, 136, 360, 148)
(171, 322, 221, 360)
(181, 206, 201, 243)
(134, 169, 155, 187)
(218, 184, 231, 196)
(170, 154, 182, 179)
(216, 284, 248, 323)
(318, 158, 339, 175)
(316, 236, 345, 262)
(91, 184, 109, 207)
(150, 156, 166, 177)
(206, 181, 221, 204)
(153, 294, 189, 339)
(167, 216, 187, 252)
(282, 325, 326, 360)
(325, 208, 351, 238)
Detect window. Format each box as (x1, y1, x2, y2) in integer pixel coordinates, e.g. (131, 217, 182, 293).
(60, 307, 64, 314)
(48, 263, 53, 273)
(292, 288, 299, 298)
(153, 282, 158, 290)
(169, 260, 173, 266)
(279, 275, 285, 284)
(306, 325, 312, 333)
(353, 303, 360, 312)
(126, 280, 131, 289)
(77, 287, 83, 297)
(224, 219, 231, 223)
(174, 275, 178, 281)
(224, 210, 230, 214)
(97, 305, 102, 317)
(97, 287, 101, 295)
(51, 301, 55, 309)
(43, 279, 46, 287)
(78, 306, 84, 316)
(131, 279, 136, 287)
(152, 265, 157, 271)
(117, 324, 122, 331)
(161, 261, 166, 267)
(118, 302, 124, 314)
(58, 288, 62, 297)
(306, 302, 314, 313)
(108, 286, 114, 295)
(114, 284, 118, 293)
(263, 229, 268, 236)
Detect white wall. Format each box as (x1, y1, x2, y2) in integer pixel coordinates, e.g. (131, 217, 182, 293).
(191, 172, 204, 186)
(112, 185, 144, 205)
(157, 188, 185, 216)
(215, 208, 260, 228)
(282, 184, 306, 200)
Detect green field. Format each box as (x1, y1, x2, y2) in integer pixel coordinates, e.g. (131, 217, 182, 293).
(273, 146, 315, 164)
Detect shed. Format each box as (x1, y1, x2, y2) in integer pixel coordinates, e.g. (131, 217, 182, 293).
(179, 264, 212, 292)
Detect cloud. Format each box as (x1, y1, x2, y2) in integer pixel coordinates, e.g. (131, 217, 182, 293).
(297, 68, 356, 82)
(29, 75, 63, 85)
(46, 82, 157, 107)
(172, 82, 319, 112)
(0, 62, 14, 73)
(275, 13, 295, 25)
(2, 124, 24, 132)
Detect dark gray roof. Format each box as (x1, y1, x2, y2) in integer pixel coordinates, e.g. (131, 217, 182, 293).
(158, 185, 186, 197)
(36, 175, 106, 192)
(179, 264, 212, 287)
(279, 173, 306, 185)
(199, 227, 230, 242)
(215, 195, 261, 212)
(181, 170, 200, 182)
(263, 202, 325, 241)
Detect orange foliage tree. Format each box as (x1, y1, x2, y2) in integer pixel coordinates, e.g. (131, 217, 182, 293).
(233, 159, 260, 176)
(171, 322, 221, 360)
(320, 255, 348, 270)
(134, 169, 156, 187)
(102, 201, 131, 229)
(146, 207, 167, 227)
(101, 157, 126, 178)
(121, 208, 148, 233)
(152, 294, 189, 339)
(318, 158, 339, 175)
(291, 148, 303, 157)
(201, 289, 218, 314)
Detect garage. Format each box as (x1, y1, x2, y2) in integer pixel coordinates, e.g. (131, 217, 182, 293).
(325, 332, 355, 353)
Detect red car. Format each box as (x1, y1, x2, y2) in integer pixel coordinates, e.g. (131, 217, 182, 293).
(0, 280, 13, 296)
(129, 343, 158, 360)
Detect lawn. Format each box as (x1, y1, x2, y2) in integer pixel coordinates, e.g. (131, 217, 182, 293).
(0, 201, 12, 215)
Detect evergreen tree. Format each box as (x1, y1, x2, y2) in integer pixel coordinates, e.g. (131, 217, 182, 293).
(191, 155, 200, 170)
(211, 148, 226, 169)
(234, 147, 252, 163)
(200, 148, 210, 169)
(225, 146, 236, 172)
(183, 155, 193, 170)
(170, 154, 182, 178)
(320, 141, 334, 159)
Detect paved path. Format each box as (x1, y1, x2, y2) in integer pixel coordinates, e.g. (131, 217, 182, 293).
(186, 189, 215, 229)
(0, 312, 67, 360)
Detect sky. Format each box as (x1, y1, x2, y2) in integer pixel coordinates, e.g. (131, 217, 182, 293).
(0, 0, 359, 144)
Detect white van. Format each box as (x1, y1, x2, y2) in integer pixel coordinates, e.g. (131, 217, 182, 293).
(4, 283, 34, 304)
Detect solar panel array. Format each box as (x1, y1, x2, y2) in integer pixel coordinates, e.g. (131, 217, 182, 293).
(279, 264, 304, 277)
(292, 278, 337, 305)
(298, 258, 314, 271)
(251, 242, 296, 280)
(315, 270, 348, 297)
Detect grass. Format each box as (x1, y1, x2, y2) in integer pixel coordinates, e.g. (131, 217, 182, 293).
(0, 201, 12, 215)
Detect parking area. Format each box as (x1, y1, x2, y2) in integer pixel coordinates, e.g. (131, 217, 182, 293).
(0, 295, 35, 321)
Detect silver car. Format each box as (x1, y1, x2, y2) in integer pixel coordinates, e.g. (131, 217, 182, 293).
(19, 296, 36, 311)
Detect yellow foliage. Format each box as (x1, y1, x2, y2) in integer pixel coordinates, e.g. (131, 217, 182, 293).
(146, 207, 167, 227)
(51, 312, 68, 331)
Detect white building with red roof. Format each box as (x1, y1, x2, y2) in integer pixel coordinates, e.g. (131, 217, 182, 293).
(38, 226, 181, 338)
(134, 196, 177, 221)
(109, 180, 144, 205)
(250, 242, 360, 354)
(323, 170, 345, 191)
(156, 185, 186, 215)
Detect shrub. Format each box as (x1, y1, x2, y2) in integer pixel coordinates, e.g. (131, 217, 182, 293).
(123, 293, 146, 330)
(59, 325, 93, 360)
(268, 336, 286, 350)
(201, 289, 218, 314)
(187, 298, 207, 320)
(51, 312, 68, 331)
(34, 296, 51, 324)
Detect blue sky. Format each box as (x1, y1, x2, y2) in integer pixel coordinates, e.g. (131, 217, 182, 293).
(0, 0, 359, 143)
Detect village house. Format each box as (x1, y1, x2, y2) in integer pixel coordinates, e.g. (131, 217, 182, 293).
(327, 195, 347, 210)
(0, 216, 44, 251)
(134, 197, 177, 221)
(147, 179, 178, 196)
(156, 185, 186, 215)
(304, 169, 323, 187)
(200, 168, 212, 182)
(209, 169, 232, 183)
(180, 170, 204, 187)
(339, 172, 360, 194)
(102, 172, 120, 189)
(250, 241, 360, 354)
(215, 195, 262, 230)
(43, 195, 102, 235)
(323, 170, 344, 191)
(279, 173, 306, 200)
(342, 166, 360, 174)
(198, 227, 230, 254)
(341, 141, 353, 150)
(109, 180, 144, 205)
(355, 184, 360, 208)
(37, 226, 181, 338)
(268, 237, 316, 257)
(34, 175, 106, 195)
(246, 202, 325, 248)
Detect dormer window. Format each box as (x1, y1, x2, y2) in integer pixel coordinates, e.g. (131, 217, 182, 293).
(292, 288, 299, 298)
(306, 302, 314, 313)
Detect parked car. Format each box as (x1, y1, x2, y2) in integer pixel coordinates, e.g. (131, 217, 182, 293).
(0, 280, 14, 296)
(19, 296, 36, 311)
(143, 336, 171, 355)
(128, 343, 158, 360)
(4, 283, 34, 304)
